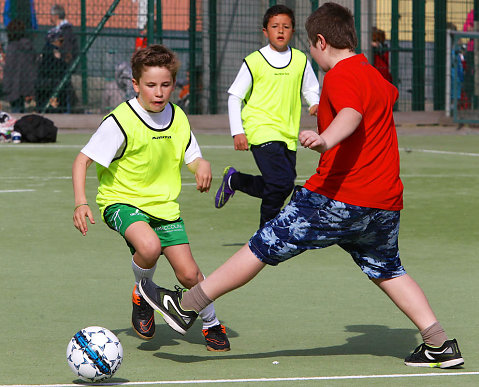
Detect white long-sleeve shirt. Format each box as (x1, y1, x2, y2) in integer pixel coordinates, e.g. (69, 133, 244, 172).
(227, 45, 320, 137)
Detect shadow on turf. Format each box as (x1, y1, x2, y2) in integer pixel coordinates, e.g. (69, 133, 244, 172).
(113, 322, 239, 352)
(72, 377, 130, 384)
(145, 324, 420, 363)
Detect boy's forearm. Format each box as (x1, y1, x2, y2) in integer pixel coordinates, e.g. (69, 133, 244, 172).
(187, 157, 211, 173)
(186, 157, 200, 174)
(321, 107, 362, 150)
(187, 157, 212, 193)
(228, 94, 245, 136)
(72, 153, 92, 205)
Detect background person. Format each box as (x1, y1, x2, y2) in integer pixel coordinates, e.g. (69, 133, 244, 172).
(463, 9, 475, 108)
(215, 5, 320, 228)
(35, 29, 67, 112)
(3, 18, 36, 112)
(48, 4, 78, 112)
(371, 26, 392, 83)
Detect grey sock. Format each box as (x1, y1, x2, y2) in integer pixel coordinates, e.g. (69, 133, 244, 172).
(181, 283, 213, 313)
(421, 321, 448, 347)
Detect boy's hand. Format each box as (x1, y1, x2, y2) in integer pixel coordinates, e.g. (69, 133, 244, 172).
(299, 130, 327, 153)
(309, 104, 319, 116)
(73, 204, 95, 236)
(233, 134, 249, 151)
(194, 159, 212, 193)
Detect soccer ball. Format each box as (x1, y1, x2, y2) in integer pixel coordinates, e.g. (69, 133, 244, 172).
(66, 326, 123, 382)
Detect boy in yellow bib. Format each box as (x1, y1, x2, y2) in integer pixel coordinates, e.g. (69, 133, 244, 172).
(72, 45, 230, 351)
(215, 5, 320, 227)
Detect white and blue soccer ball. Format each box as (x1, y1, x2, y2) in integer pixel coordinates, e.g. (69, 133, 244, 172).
(66, 326, 123, 382)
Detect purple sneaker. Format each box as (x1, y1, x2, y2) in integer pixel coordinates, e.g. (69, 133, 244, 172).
(215, 166, 237, 208)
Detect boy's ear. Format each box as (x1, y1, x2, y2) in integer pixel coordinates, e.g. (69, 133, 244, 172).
(132, 78, 140, 93)
(317, 34, 327, 50)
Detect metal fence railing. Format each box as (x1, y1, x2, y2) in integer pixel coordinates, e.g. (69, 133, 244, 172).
(0, 0, 477, 117)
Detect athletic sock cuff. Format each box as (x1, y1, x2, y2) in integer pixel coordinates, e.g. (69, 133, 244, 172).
(182, 283, 213, 313)
(420, 321, 448, 347)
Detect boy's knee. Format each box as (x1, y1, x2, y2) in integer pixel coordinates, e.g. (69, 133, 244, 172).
(135, 238, 162, 261)
(176, 269, 202, 289)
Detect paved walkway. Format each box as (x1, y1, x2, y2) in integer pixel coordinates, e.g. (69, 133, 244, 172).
(28, 110, 476, 135)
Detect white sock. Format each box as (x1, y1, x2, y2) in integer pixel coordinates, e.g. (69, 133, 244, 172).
(199, 303, 220, 329)
(197, 274, 219, 329)
(131, 257, 156, 295)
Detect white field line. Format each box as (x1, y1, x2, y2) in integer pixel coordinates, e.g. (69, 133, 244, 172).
(0, 144, 236, 150)
(399, 147, 479, 157)
(0, 146, 477, 193)
(0, 189, 36, 193)
(0, 171, 477, 186)
(1, 372, 479, 386)
(2, 144, 479, 157)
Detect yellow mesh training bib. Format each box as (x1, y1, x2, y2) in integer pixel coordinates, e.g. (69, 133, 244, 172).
(96, 101, 191, 221)
(241, 48, 307, 151)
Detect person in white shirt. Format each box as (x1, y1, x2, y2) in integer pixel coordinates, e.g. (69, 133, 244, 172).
(215, 4, 320, 227)
(72, 44, 230, 352)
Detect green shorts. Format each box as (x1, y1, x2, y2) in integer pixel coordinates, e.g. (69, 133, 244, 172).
(103, 204, 189, 254)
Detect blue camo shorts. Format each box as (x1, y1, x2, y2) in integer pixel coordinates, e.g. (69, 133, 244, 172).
(248, 187, 406, 279)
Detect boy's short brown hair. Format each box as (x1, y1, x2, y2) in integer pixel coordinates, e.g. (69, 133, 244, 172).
(263, 4, 295, 29)
(305, 2, 357, 51)
(131, 44, 180, 82)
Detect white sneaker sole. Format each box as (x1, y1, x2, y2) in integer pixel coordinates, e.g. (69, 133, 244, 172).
(405, 357, 464, 368)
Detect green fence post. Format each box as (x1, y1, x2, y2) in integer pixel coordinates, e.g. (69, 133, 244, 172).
(412, 0, 425, 111)
(189, 0, 197, 114)
(269, 0, 277, 7)
(391, 0, 399, 87)
(147, 0, 154, 44)
(474, 0, 479, 108)
(209, 0, 217, 114)
(434, 0, 446, 110)
(354, 0, 361, 54)
(81, 0, 88, 106)
(156, 0, 163, 44)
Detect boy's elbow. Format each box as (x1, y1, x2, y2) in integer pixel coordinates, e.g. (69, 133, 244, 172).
(343, 108, 363, 130)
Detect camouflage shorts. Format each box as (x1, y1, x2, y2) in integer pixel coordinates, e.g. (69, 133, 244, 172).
(248, 187, 406, 279)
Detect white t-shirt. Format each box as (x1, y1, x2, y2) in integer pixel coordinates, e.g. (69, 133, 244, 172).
(81, 98, 202, 168)
(227, 45, 320, 136)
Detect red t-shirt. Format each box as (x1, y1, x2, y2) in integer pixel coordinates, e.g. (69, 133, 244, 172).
(304, 54, 403, 211)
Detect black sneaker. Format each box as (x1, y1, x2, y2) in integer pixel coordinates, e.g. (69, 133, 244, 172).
(202, 324, 230, 352)
(139, 278, 198, 335)
(404, 339, 464, 368)
(131, 285, 155, 340)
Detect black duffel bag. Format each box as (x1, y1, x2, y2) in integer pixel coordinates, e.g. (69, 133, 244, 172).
(14, 114, 58, 143)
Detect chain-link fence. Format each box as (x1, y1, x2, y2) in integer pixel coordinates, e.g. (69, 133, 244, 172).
(0, 0, 477, 121)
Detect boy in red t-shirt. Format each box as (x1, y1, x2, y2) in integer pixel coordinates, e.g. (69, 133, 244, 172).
(137, 2, 463, 369)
